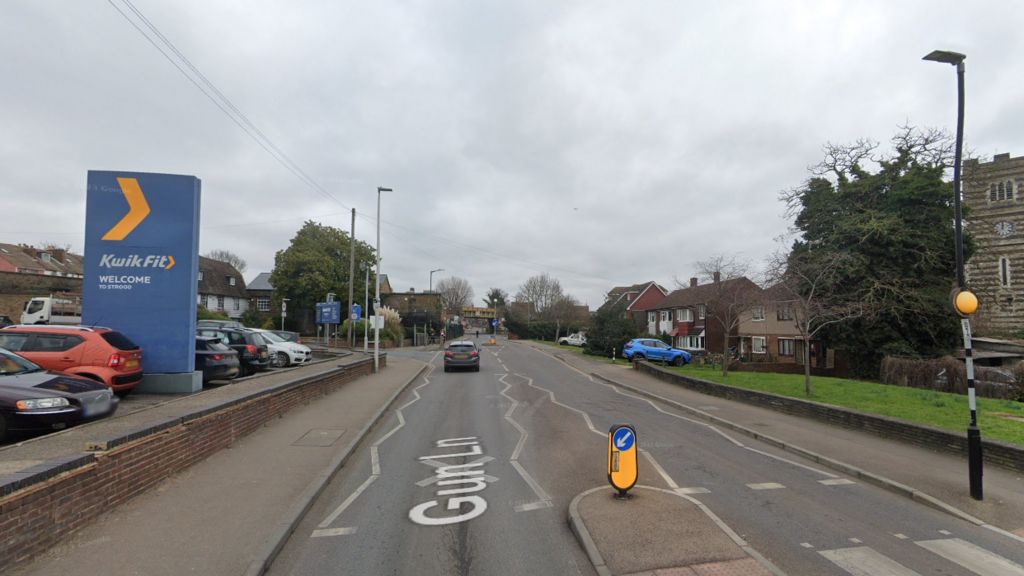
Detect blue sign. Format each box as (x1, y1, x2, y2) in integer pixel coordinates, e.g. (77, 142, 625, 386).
(83, 171, 200, 373)
(316, 302, 341, 324)
(351, 303, 361, 321)
(490, 319, 497, 327)
(612, 427, 635, 451)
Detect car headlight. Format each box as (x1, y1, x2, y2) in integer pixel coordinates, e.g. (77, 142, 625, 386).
(17, 397, 71, 410)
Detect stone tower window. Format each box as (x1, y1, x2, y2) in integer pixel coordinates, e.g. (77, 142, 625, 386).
(1008, 180, 1015, 200)
(991, 183, 998, 201)
(1000, 257, 1011, 287)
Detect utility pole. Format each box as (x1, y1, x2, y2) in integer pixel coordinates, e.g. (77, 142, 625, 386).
(347, 208, 356, 349)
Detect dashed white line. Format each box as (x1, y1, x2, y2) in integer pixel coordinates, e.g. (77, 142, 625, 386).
(917, 538, 1024, 576)
(819, 546, 921, 576)
(939, 529, 952, 535)
(311, 527, 357, 538)
(498, 374, 552, 511)
(849, 538, 863, 544)
(894, 533, 909, 540)
(800, 542, 815, 549)
(675, 487, 711, 495)
(819, 478, 856, 486)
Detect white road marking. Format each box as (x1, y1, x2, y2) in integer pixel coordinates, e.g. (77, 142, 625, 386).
(311, 527, 357, 538)
(819, 546, 921, 576)
(641, 449, 679, 490)
(498, 375, 552, 510)
(939, 530, 952, 535)
(747, 482, 785, 490)
(849, 538, 862, 544)
(819, 478, 856, 486)
(800, 542, 815, 549)
(416, 456, 498, 486)
(917, 538, 1024, 576)
(894, 534, 908, 540)
(520, 373, 605, 437)
(675, 487, 711, 495)
(313, 355, 439, 535)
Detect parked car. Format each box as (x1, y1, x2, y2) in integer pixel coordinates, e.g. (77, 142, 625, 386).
(195, 337, 240, 383)
(622, 338, 692, 366)
(252, 329, 312, 367)
(270, 330, 301, 343)
(558, 332, 587, 346)
(0, 347, 118, 441)
(0, 315, 13, 328)
(0, 325, 143, 395)
(444, 340, 480, 372)
(197, 319, 245, 330)
(195, 328, 270, 376)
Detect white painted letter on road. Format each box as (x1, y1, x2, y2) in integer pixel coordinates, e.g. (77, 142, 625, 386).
(410, 437, 491, 526)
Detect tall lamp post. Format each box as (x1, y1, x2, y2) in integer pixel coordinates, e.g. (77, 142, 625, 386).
(430, 268, 444, 338)
(924, 49, 983, 500)
(361, 261, 369, 353)
(374, 186, 392, 373)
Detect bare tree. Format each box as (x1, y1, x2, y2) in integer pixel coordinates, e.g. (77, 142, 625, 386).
(204, 249, 247, 274)
(548, 294, 582, 340)
(435, 276, 474, 316)
(515, 273, 563, 321)
(766, 250, 864, 395)
(694, 255, 761, 377)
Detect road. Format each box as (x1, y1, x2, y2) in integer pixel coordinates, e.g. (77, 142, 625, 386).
(268, 340, 1024, 575)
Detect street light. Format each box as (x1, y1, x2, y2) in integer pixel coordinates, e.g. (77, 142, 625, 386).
(924, 49, 983, 500)
(375, 186, 392, 373)
(429, 268, 444, 293)
(360, 261, 369, 353)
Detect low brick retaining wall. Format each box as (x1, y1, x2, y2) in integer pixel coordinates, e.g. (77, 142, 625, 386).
(0, 356, 382, 568)
(635, 361, 1024, 473)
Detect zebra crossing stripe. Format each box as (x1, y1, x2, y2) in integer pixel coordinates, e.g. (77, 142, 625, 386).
(917, 538, 1024, 576)
(819, 546, 921, 576)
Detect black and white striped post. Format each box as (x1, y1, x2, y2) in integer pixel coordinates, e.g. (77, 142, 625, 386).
(926, 49, 984, 501)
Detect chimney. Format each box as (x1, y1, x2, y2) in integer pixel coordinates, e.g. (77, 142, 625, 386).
(52, 249, 66, 263)
(713, 271, 721, 283)
(689, 277, 697, 288)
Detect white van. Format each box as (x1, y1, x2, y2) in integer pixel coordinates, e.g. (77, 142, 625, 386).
(20, 295, 82, 325)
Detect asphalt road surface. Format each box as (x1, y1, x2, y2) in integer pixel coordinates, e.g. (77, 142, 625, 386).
(268, 341, 1024, 576)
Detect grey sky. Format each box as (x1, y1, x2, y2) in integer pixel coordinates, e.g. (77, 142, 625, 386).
(2, 1, 1021, 307)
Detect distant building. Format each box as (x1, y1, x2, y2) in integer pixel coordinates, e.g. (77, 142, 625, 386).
(0, 244, 83, 277)
(964, 152, 1024, 335)
(247, 272, 275, 315)
(197, 257, 248, 319)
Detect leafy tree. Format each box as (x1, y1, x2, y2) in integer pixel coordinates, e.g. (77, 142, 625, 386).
(782, 127, 969, 377)
(204, 249, 247, 274)
(270, 221, 376, 317)
(584, 300, 638, 358)
(435, 276, 474, 316)
(483, 288, 508, 308)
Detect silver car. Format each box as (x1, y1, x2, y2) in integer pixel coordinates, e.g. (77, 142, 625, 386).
(443, 341, 480, 372)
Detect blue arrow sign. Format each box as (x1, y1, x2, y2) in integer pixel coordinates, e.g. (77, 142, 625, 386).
(490, 319, 497, 327)
(613, 427, 634, 451)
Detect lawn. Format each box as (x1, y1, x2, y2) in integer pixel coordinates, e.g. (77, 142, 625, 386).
(529, 340, 1024, 446)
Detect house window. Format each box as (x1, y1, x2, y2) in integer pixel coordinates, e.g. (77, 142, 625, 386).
(660, 310, 670, 322)
(217, 296, 225, 310)
(779, 338, 794, 356)
(228, 276, 236, 286)
(648, 311, 656, 323)
(257, 297, 271, 312)
(234, 298, 240, 310)
(752, 336, 766, 354)
(697, 304, 706, 319)
(752, 306, 765, 321)
(777, 303, 794, 321)
(198, 271, 204, 281)
(1000, 257, 1011, 287)
(677, 308, 693, 322)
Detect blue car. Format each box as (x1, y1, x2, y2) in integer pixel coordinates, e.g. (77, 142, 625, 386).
(623, 338, 692, 366)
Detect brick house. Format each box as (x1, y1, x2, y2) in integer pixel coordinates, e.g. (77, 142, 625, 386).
(604, 281, 668, 328)
(639, 275, 761, 356)
(197, 257, 248, 319)
(0, 244, 83, 277)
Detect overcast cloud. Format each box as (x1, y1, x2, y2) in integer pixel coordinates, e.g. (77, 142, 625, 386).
(2, 1, 1022, 307)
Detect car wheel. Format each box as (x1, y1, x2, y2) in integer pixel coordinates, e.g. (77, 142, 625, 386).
(671, 356, 684, 367)
(276, 352, 289, 368)
(0, 414, 7, 442)
(635, 353, 645, 361)
(474, 365, 480, 372)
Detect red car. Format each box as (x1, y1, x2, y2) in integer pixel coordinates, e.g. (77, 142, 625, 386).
(0, 325, 143, 395)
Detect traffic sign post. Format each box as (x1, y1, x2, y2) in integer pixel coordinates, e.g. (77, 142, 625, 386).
(608, 424, 638, 498)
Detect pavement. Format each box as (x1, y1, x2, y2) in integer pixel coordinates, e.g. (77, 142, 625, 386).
(6, 339, 1024, 576)
(9, 352, 428, 576)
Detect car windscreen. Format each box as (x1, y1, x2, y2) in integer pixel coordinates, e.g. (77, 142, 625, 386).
(100, 331, 140, 350)
(448, 344, 476, 353)
(259, 331, 285, 343)
(0, 348, 41, 374)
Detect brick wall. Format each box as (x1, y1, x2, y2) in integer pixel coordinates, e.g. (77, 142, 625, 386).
(635, 361, 1024, 473)
(0, 356, 382, 568)
(0, 271, 82, 321)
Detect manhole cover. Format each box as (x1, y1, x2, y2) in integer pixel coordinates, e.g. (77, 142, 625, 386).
(293, 428, 346, 447)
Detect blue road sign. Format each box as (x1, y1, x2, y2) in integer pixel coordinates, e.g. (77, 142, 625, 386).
(612, 427, 635, 451)
(83, 171, 200, 374)
(490, 319, 497, 327)
(352, 303, 361, 321)
(316, 302, 342, 324)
